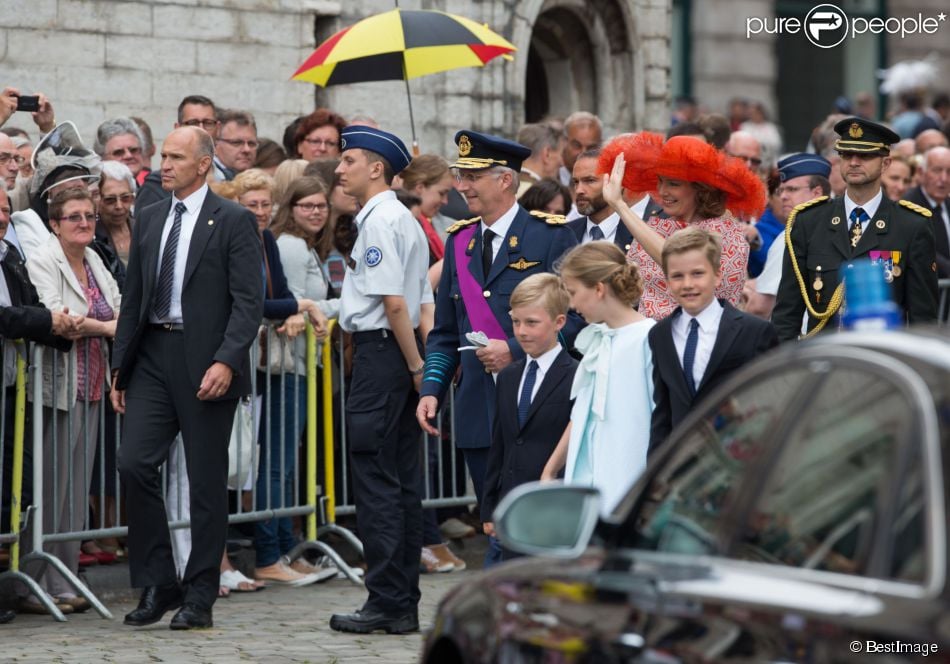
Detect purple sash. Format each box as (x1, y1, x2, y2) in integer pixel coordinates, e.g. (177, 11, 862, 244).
(453, 225, 507, 340)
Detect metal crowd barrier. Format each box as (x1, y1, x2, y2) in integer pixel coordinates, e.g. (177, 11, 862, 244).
(0, 316, 480, 621)
(939, 278, 950, 324)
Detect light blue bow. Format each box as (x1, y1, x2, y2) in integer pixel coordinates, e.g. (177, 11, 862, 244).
(571, 323, 616, 420)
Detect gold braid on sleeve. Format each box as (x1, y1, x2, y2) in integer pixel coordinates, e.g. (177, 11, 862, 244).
(783, 199, 845, 339)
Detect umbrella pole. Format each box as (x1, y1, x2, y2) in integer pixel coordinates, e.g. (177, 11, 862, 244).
(402, 62, 420, 156)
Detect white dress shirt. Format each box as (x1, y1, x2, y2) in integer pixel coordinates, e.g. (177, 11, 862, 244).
(843, 189, 882, 232)
(152, 184, 207, 324)
(586, 212, 620, 244)
(672, 299, 723, 389)
(516, 343, 562, 405)
(481, 201, 519, 263)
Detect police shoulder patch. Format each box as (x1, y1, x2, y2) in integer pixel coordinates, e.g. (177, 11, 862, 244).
(898, 199, 933, 218)
(529, 210, 567, 225)
(445, 217, 481, 234)
(364, 246, 383, 267)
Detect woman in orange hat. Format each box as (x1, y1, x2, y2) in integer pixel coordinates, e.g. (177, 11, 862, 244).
(600, 133, 766, 320)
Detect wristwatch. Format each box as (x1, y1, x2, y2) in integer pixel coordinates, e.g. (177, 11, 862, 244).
(410, 363, 425, 376)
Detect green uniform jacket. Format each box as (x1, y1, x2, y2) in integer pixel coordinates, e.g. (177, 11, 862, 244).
(773, 193, 938, 341)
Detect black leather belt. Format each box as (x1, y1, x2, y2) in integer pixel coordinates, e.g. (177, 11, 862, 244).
(352, 329, 394, 344)
(149, 322, 184, 331)
(351, 328, 421, 344)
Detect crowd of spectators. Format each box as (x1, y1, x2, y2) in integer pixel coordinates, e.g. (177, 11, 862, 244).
(0, 80, 948, 625)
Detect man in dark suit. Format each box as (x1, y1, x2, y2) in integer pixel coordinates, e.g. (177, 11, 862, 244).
(566, 148, 662, 253)
(773, 118, 938, 341)
(649, 227, 777, 452)
(111, 126, 263, 630)
(480, 274, 577, 561)
(903, 146, 950, 278)
(416, 130, 581, 522)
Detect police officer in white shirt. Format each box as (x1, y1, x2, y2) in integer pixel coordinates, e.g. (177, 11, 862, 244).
(329, 126, 433, 636)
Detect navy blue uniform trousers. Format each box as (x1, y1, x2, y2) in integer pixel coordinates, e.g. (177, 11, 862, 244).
(347, 330, 422, 614)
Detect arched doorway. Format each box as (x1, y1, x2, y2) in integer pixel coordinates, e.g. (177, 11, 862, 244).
(521, 0, 642, 135)
(525, 6, 597, 123)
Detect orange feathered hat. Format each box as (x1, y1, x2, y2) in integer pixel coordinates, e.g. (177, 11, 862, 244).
(598, 132, 766, 219)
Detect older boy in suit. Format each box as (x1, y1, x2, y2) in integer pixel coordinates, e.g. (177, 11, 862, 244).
(648, 227, 777, 452)
(482, 274, 578, 562)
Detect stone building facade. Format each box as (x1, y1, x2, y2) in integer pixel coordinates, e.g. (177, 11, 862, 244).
(0, 0, 672, 158)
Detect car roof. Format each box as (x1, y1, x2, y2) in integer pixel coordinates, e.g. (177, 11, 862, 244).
(803, 327, 950, 373)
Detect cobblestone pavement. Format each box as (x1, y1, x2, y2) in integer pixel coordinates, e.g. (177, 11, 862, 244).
(1, 544, 481, 663)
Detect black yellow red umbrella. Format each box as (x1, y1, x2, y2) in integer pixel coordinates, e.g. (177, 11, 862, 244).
(292, 8, 516, 147)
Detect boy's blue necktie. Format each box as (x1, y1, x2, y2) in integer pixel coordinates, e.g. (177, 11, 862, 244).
(518, 360, 538, 427)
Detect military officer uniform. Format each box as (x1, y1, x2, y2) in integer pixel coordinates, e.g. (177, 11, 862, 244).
(773, 118, 938, 341)
(331, 127, 430, 634)
(421, 130, 582, 503)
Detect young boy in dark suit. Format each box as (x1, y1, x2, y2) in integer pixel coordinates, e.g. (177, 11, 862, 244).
(481, 273, 578, 562)
(649, 227, 778, 452)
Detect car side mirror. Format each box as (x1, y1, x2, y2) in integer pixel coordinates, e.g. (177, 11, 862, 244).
(494, 482, 601, 558)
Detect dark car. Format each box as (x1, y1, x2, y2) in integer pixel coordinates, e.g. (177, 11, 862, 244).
(422, 329, 950, 663)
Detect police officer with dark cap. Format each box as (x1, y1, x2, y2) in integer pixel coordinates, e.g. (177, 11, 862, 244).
(773, 117, 938, 340)
(329, 126, 432, 635)
(415, 130, 582, 564)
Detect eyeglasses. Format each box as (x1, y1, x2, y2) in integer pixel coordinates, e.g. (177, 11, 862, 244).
(108, 146, 142, 159)
(303, 138, 339, 149)
(244, 201, 272, 211)
(778, 184, 811, 195)
(218, 138, 259, 150)
(58, 213, 97, 224)
(0, 152, 23, 165)
(294, 202, 328, 213)
(453, 170, 499, 185)
(101, 193, 135, 205)
(729, 153, 763, 168)
(181, 119, 219, 129)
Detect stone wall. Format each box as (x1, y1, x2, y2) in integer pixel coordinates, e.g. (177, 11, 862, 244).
(1, 0, 337, 157)
(0, 0, 670, 162)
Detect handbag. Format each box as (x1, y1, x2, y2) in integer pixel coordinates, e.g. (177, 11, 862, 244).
(227, 396, 257, 490)
(258, 326, 296, 374)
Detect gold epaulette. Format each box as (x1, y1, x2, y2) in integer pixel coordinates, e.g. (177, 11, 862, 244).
(898, 199, 933, 218)
(787, 196, 830, 225)
(529, 210, 567, 225)
(445, 217, 481, 234)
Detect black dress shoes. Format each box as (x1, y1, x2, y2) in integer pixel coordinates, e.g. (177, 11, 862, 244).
(329, 608, 419, 634)
(123, 583, 183, 626)
(169, 603, 213, 630)
(0, 608, 14, 624)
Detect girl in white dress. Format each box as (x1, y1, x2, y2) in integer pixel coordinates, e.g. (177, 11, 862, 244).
(542, 241, 655, 514)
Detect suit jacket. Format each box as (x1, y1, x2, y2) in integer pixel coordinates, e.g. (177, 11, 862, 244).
(773, 194, 938, 341)
(112, 189, 264, 398)
(481, 349, 578, 522)
(27, 234, 122, 410)
(904, 186, 950, 278)
(0, 241, 70, 351)
(567, 215, 634, 253)
(421, 205, 582, 449)
(648, 301, 778, 452)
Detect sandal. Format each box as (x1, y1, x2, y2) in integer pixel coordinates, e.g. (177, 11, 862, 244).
(221, 569, 265, 593)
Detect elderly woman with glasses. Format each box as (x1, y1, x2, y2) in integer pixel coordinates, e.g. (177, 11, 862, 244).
(22, 188, 121, 615)
(95, 161, 135, 269)
(93, 117, 146, 179)
(602, 132, 766, 320)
